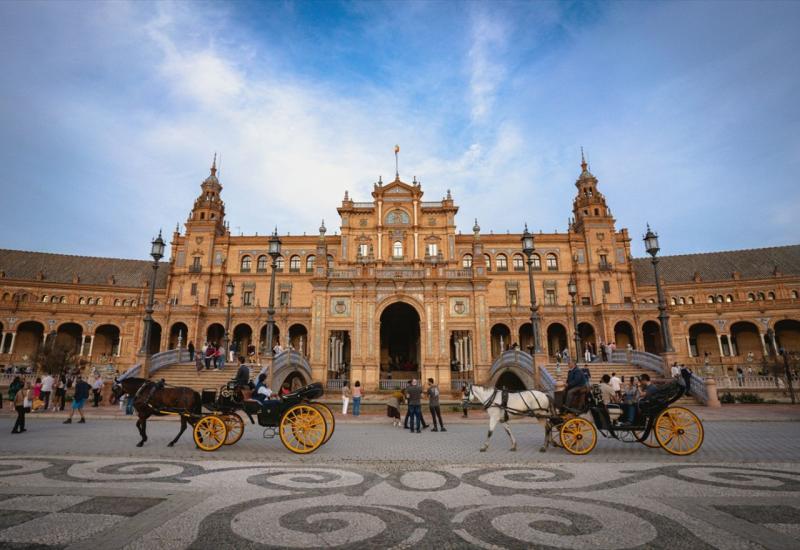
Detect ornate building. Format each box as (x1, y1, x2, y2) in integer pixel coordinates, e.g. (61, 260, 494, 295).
(1, 156, 799, 391)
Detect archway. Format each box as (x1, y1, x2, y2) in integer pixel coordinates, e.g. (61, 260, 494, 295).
(282, 371, 307, 392)
(380, 302, 421, 375)
(642, 321, 663, 354)
(206, 323, 225, 346)
(614, 321, 635, 349)
(14, 321, 44, 358)
(731, 321, 762, 358)
(495, 369, 527, 391)
(149, 322, 162, 354)
(490, 323, 511, 358)
(547, 323, 568, 359)
(289, 324, 308, 355)
(578, 322, 596, 356)
(518, 323, 534, 354)
(689, 323, 718, 358)
(169, 322, 189, 349)
(775, 319, 800, 352)
(232, 323, 253, 357)
(259, 324, 281, 353)
(56, 323, 83, 355)
(93, 324, 121, 358)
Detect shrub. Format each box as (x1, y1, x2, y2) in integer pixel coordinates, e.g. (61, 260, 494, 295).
(734, 393, 764, 404)
(720, 392, 735, 404)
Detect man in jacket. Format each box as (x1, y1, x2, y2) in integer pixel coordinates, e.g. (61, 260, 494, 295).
(426, 378, 446, 432)
(565, 362, 588, 410)
(404, 379, 423, 433)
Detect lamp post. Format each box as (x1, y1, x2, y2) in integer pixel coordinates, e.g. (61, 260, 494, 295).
(139, 231, 165, 365)
(521, 225, 542, 354)
(779, 348, 796, 404)
(266, 229, 282, 387)
(568, 275, 581, 362)
(223, 278, 235, 368)
(643, 225, 674, 353)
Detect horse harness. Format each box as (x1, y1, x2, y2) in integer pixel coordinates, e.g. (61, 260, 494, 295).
(478, 387, 548, 421)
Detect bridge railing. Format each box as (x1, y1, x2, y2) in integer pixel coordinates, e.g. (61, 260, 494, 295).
(538, 364, 556, 395)
(610, 350, 664, 374)
(489, 349, 534, 377)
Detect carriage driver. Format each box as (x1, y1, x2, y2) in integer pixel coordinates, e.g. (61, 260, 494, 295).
(564, 362, 588, 410)
(234, 356, 252, 388)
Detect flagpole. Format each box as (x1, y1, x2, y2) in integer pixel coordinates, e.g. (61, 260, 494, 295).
(395, 144, 399, 179)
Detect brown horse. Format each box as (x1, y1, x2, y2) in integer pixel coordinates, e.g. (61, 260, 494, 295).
(111, 377, 202, 447)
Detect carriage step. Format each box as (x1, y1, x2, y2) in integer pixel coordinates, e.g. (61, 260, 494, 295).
(262, 427, 277, 439)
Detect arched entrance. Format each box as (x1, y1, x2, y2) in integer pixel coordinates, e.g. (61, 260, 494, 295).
(289, 324, 308, 355)
(490, 323, 511, 358)
(578, 322, 596, 356)
(94, 324, 121, 358)
(642, 320, 663, 354)
(206, 323, 225, 346)
(169, 322, 189, 349)
(775, 319, 800, 352)
(518, 323, 534, 354)
(546, 323, 568, 359)
(283, 371, 307, 392)
(614, 321, 635, 349)
(232, 323, 253, 357)
(14, 321, 44, 358)
(495, 369, 527, 391)
(149, 322, 162, 354)
(259, 324, 281, 353)
(380, 302, 421, 375)
(689, 323, 718, 357)
(56, 323, 83, 355)
(731, 321, 762, 358)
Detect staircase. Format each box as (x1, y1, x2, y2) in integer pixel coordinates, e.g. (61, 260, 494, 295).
(150, 363, 238, 392)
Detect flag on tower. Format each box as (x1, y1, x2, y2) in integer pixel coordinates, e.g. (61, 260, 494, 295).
(394, 144, 400, 154)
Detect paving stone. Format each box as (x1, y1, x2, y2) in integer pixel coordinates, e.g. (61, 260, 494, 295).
(0, 495, 91, 513)
(0, 509, 48, 530)
(0, 512, 123, 546)
(61, 496, 165, 517)
(715, 504, 800, 524)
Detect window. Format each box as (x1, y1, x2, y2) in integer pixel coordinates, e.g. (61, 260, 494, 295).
(240, 256, 252, 272)
(576, 249, 585, 264)
(358, 243, 369, 258)
(507, 289, 518, 306)
(757, 292, 765, 301)
(60, 296, 66, 303)
(114, 299, 121, 306)
(671, 297, 677, 306)
(275, 256, 284, 271)
(327, 255, 334, 269)
(484, 254, 492, 271)
(190, 283, 197, 296)
(545, 288, 557, 305)
(306, 255, 315, 272)
(747, 293, 755, 301)
(393, 241, 403, 258)
(191, 257, 201, 272)
(257, 255, 268, 272)
(289, 255, 300, 272)
(280, 291, 290, 306)
(88, 297, 95, 305)
(462, 254, 473, 268)
(792, 290, 799, 299)
(97, 297, 103, 305)
(767, 292, 775, 300)
(546, 254, 558, 271)
(599, 254, 609, 267)
(716, 295, 723, 303)
(688, 297, 695, 304)
(496, 254, 508, 271)
(386, 210, 410, 224)
(426, 243, 438, 257)
(707, 295, 715, 303)
(42, 295, 49, 302)
(532, 253, 541, 270)
(512, 254, 524, 271)
(581, 297, 591, 305)
(725, 294, 733, 303)
(679, 297, 686, 305)
(602, 281, 611, 294)
(649, 298, 656, 304)
(243, 291, 253, 306)
(209, 298, 219, 307)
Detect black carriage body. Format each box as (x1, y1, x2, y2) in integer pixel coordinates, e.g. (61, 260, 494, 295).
(240, 382, 324, 427)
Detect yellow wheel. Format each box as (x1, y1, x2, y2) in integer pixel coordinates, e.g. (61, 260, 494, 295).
(311, 403, 335, 444)
(193, 415, 228, 452)
(634, 428, 660, 448)
(279, 404, 327, 454)
(654, 406, 704, 456)
(559, 417, 597, 455)
(222, 413, 244, 445)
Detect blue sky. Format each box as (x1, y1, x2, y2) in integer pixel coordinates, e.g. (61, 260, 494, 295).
(1, 0, 798, 260)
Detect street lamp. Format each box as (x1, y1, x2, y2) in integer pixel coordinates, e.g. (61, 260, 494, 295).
(779, 348, 796, 404)
(643, 224, 674, 353)
(521, 224, 542, 354)
(223, 278, 235, 367)
(266, 228, 282, 386)
(139, 230, 165, 358)
(568, 275, 581, 362)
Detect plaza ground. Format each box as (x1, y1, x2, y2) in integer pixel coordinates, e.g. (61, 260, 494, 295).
(0, 406, 798, 549)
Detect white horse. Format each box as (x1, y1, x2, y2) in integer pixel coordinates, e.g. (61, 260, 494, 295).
(468, 384, 551, 452)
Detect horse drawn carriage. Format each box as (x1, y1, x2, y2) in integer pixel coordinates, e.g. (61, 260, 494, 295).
(112, 378, 334, 454)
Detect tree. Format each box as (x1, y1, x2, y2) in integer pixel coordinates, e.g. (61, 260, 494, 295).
(31, 335, 81, 375)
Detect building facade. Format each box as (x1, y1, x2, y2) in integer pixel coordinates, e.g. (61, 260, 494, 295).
(2, 157, 799, 390)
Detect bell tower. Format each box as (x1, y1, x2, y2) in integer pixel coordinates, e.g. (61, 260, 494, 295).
(570, 149, 614, 232)
(186, 154, 226, 236)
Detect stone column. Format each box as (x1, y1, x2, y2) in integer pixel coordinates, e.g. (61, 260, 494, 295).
(704, 377, 721, 408)
(8, 332, 16, 354)
(716, 334, 724, 357)
(685, 335, 692, 357)
(88, 335, 95, 357)
(0, 332, 7, 353)
(759, 331, 769, 356)
(80, 335, 86, 356)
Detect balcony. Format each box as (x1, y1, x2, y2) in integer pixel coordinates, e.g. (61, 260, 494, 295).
(598, 263, 614, 272)
(377, 268, 425, 279)
(445, 268, 472, 279)
(188, 265, 202, 273)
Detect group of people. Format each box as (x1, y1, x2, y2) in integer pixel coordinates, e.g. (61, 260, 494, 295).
(669, 362, 694, 395)
(340, 381, 364, 415)
(196, 341, 225, 370)
(8, 369, 97, 433)
(385, 378, 446, 432)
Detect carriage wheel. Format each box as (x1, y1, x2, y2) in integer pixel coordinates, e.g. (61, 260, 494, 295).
(279, 404, 327, 454)
(559, 417, 597, 455)
(654, 406, 704, 456)
(310, 403, 335, 444)
(634, 428, 660, 448)
(222, 414, 245, 445)
(193, 415, 228, 452)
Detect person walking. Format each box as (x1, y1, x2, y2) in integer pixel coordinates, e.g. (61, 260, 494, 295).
(188, 341, 195, 362)
(352, 381, 363, 416)
(52, 375, 66, 411)
(426, 378, 445, 432)
(64, 375, 90, 424)
(404, 379, 423, 433)
(461, 384, 470, 418)
(11, 381, 30, 434)
(341, 382, 351, 415)
(91, 375, 104, 407)
(680, 364, 693, 396)
(40, 373, 54, 411)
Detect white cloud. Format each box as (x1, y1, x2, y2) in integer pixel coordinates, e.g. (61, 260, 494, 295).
(467, 9, 508, 124)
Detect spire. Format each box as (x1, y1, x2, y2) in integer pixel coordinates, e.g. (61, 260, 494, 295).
(394, 144, 400, 179)
(580, 146, 587, 171)
(473, 218, 480, 234)
(211, 152, 217, 176)
(319, 219, 327, 236)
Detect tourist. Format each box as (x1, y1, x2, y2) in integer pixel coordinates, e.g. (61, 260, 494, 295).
(680, 364, 693, 396)
(621, 378, 640, 424)
(404, 379, 423, 433)
(254, 373, 272, 403)
(341, 381, 350, 415)
(387, 390, 403, 427)
(584, 346, 592, 363)
(32, 377, 42, 404)
(279, 383, 291, 396)
(63, 375, 90, 424)
(461, 384, 470, 418)
(671, 362, 681, 379)
(234, 356, 250, 387)
(53, 374, 66, 412)
(40, 372, 54, 411)
(638, 374, 659, 399)
(610, 371, 622, 399)
(11, 381, 30, 434)
(600, 341, 608, 362)
(426, 378, 445, 432)
(91, 375, 104, 407)
(352, 380, 363, 416)
(188, 340, 195, 362)
(8, 376, 23, 405)
(598, 374, 617, 404)
(214, 344, 224, 369)
(204, 343, 214, 370)
(736, 367, 745, 386)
